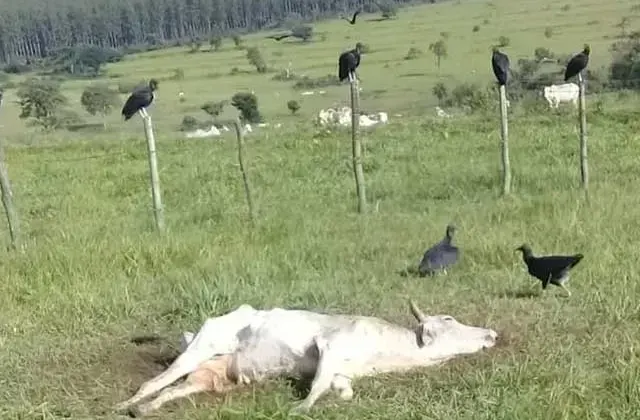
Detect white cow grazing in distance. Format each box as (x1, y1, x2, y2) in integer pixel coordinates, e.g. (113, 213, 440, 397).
(116, 301, 498, 417)
(543, 83, 579, 109)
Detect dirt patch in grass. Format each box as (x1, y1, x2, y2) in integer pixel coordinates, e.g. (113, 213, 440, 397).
(108, 335, 181, 392)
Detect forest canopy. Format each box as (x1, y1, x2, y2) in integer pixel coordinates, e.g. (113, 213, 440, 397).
(0, 0, 431, 64)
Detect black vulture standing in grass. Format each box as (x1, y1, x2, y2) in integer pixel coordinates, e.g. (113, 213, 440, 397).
(338, 42, 364, 83)
(343, 10, 361, 25)
(491, 47, 510, 86)
(564, 44, 590, 82)
(516, 244, 584, 297)
(122, 79, 159, 121)
(418, 225, 460, 276)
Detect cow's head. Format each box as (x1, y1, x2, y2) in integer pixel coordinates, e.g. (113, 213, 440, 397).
(409, 300, 497, 357)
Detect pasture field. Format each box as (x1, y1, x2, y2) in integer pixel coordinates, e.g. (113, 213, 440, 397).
(1, 0, 640, 418)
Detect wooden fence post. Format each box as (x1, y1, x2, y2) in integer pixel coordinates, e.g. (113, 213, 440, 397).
(142, 113, 165, 231)
(232, 119, 256, 226)
(498, 85, 511, 196)
(350, 78, 366, 213)
(577, 73, 588, 197)
(0, 93, 20, 249)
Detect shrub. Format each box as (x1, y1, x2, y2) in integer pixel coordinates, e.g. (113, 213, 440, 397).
(472, 25, 480, 33)
(80, 83, 119, 126)
(287, 100, 301, 114)
(231, 92, 262, 123)
(210, 36, 223, 51)
(429, 40, 448, 69)
(201, 100, 228, 117)
(189, 38, 203, 53)
(497, 36, 510, 48)
(231, 34, 244, 49)
(292, 74, 341, 89)
(534, 47, 554, 61)
(17, 77, 70, 130)
(432, 82, 448, 104)
(180, 115, 199, 131)
(4, 62, 31, 74)
(377, 1, 398, 19)
(405, 47, 423, 60)
(272, 68, 298, 81)
(610, 34, 640, 89)
(544, 27, 554, 38)
(445, 82, 492, 112)
(246, 47, 268, 73)
(291, 25, 313, 42)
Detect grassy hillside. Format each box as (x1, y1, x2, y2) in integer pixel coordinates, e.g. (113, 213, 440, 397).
(1, 0, 638, 139)
(1, 0, 640, 419)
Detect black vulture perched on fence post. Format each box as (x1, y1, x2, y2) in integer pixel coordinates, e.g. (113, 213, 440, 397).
(515, 244, 584, 297)
(564, 44, 591, 194)
(338, 42, 364, 83)
(491, 47, 511, 195)
(564, 44, 590, 82)
(491, 47, 510, 86)
(121, 78, 165, 232)
(338, 42, 367, 213)
(122, 79, 159, 121)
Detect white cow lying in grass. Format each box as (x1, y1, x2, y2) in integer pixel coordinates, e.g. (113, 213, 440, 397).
(115, 301, 497, 417)
(543, 83, 579, 109)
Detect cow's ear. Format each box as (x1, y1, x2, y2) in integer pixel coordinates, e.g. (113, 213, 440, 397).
(416, 324, 435, 348)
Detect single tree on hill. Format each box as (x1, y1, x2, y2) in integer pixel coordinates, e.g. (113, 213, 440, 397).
(429, 40, 448, 70)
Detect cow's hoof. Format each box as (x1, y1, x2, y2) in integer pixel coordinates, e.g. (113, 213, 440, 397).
(289, 403, 310, 415)
(126, 407, 144, 418)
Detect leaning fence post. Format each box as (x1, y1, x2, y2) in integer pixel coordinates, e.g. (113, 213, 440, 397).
(232, 119, 256, 226)
(577, 73, 588, 198)
(0, 93, 20, 250)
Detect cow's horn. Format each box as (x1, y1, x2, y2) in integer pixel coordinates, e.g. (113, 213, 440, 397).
(409, 300, 426, 323)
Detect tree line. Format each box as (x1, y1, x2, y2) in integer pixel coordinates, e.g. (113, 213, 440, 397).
(0, 0, 432, 64)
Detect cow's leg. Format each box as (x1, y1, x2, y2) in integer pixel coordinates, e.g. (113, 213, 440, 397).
(132, 355, 235, 417)
(180, 331, 195, 352)
(115, 305, 255, 412)
(331, 374, 354, 400)
(291, 336, 352, 413)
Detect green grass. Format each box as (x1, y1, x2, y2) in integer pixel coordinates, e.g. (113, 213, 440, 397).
(1, 0, 640, 418)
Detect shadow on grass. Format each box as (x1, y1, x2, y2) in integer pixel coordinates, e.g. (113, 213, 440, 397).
(397, 266, 423, 278)
(399, 72, 429, 78)
(498, 289, 541, 299)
